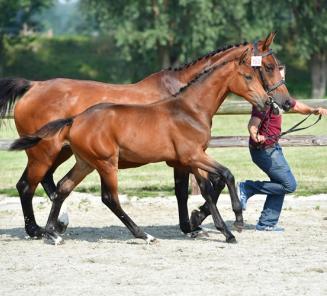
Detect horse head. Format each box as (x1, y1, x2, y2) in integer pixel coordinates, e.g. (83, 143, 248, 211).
(249, 32, 293, 114)
(227, 48, 271, 112)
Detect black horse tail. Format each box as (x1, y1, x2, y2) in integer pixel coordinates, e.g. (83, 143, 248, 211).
(10, 117, 74, 151)
(0, 78, 32, 120)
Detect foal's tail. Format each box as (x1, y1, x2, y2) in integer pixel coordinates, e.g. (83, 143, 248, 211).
(0, 78, 32, 120)
(10, 117, 74, 151)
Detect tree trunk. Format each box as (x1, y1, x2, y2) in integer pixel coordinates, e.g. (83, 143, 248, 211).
(159, 45, 171, 69)
(0, 35, 4, 77)
(310, 53, 327, 99)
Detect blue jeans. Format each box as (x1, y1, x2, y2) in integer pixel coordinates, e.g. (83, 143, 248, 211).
(243, 144, 297, 227)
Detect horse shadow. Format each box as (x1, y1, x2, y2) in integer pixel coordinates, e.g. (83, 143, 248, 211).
(0, 220, 257, 243)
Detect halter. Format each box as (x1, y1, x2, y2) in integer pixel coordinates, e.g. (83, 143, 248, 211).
(252, 40, 286, 94)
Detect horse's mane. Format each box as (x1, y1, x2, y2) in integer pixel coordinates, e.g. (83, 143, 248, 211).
(166, 41, 248, 72)
(172, 56, 240, 98)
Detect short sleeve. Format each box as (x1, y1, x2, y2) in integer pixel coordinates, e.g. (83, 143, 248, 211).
(251, 106, 265, 120)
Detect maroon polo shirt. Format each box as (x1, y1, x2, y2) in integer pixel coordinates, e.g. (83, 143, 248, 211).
(249, 99, 296, 148)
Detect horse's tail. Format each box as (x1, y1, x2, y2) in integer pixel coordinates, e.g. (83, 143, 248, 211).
(0, 78, 32, 120)
(10, 117, 74, 151)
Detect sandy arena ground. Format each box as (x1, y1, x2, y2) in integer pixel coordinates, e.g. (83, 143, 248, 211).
(0, 193, 326, 296)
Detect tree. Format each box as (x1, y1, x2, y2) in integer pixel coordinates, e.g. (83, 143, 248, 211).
(0, 0, 53, 75)
(249, 0, 327, 99)
(79, 0, 256, 72)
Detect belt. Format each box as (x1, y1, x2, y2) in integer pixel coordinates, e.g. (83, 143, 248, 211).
(249, 143, 277, 150)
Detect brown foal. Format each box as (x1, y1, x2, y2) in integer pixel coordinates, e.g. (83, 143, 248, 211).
(11, 50, 272, 243)
(1, 32, 291, 238)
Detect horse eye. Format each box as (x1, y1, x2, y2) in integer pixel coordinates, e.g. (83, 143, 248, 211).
(244, 74, 252, 81)
(265, 64, 275, 72)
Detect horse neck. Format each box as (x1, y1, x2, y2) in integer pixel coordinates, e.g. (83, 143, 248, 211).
(175, 44, 250, 84)
(139, 43, 250, 95)
(177, 62, 235, 122)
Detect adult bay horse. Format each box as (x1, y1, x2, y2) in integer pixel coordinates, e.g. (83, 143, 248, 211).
(11, 50, 279, 244)
(1, 32, 291, 238)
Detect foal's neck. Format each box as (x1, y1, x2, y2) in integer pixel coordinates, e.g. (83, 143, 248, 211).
(177, 61, 235, 123)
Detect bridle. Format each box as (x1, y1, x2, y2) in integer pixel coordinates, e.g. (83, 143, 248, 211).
(252, 40, 286, 95)
(251, 41, 322, 143)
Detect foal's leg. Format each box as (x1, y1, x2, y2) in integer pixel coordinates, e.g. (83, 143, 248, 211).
(192, 168, 236, 243)
(41, 145, 73, 201)
(190, 173, 225, 230)
(98, 158, 156, 243)
(191, 172, 244, 231)
(191, 154, 244, 230)
(44, 159, 93, 244)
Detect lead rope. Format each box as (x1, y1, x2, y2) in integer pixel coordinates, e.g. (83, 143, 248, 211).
(256, 111, 322, 143)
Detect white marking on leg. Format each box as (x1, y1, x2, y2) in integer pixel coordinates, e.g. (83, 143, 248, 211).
(58, 203, 69, 226)
(144, 232, 157, 244)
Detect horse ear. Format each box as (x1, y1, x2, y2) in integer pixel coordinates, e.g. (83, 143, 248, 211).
(239, 48, 249, 65)
(262, 32, 276, 50)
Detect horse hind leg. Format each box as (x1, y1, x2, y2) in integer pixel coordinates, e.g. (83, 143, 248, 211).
(17, 162, 52, 239)
(41, 145, 73, 201)
(44, 158, 93, 244)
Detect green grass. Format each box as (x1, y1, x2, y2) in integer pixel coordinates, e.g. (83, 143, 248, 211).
(0, 114, 326, 197)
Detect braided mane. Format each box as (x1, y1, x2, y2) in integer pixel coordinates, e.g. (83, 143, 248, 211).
(172, 56, 239, 97)
(166, 41, 248, 72)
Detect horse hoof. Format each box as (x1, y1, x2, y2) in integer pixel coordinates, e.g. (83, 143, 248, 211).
(187, 227, 209, 239)
(56, 212, 69, 234)
(44, 231, 64, 245)
(233, 221, 244, 233)
(180, 222, 192, 234)
(25, 224, 44, 239)
(190, 209, 204, 230)
(226, 236, 237, 244)
(145, 233, 158, 244)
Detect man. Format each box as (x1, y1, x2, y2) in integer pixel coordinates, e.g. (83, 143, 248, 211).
(238, 67, 327, 231)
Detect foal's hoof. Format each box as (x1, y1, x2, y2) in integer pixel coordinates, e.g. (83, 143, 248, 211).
(25, 224, 45, 239)
(226, 236, 237, 244)
(145, 233, 158, 245)
(44, 231, 64, 245)
(187, 227, 209, 239)
(233, 221, 244, 233)
(56, 212, 69, 234)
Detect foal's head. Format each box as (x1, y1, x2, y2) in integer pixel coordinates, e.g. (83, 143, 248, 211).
(227, 49, 271, 112)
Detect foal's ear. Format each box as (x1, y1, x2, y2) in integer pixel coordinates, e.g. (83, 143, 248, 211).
(239, 48, 249, 65)
(262, 32, 276, 50)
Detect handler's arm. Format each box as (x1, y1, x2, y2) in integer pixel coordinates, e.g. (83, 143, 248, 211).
(248, 116, 265, 143)
(291, 100, 327, 115)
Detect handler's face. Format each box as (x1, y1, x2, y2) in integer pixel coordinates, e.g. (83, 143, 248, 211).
(279, 66, 286, 81)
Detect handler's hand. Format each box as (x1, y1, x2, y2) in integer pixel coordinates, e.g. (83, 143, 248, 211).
(255, 134, 266, 143)
(313, 107, 327, 116)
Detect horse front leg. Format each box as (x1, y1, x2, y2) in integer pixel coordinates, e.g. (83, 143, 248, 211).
(190, 173, 226, 230)
(174, 167, 192, 234)
(99, 161, 156, 244)
(192, 168, 236, 243)
(191, 171, 244, 231)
